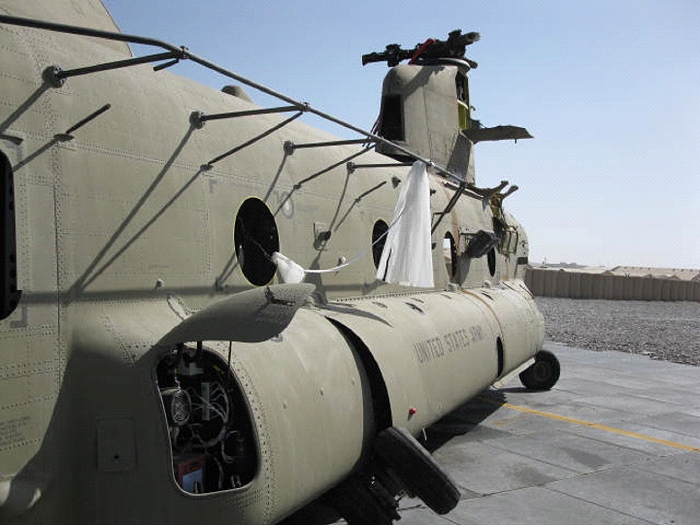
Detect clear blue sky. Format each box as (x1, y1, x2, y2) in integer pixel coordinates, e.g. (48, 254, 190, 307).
(102, 0, 699, 269)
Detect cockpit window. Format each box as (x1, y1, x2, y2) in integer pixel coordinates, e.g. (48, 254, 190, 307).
(379, 95, 404, 141)
(0, 150, 20, 320)
(456, 72, 470, 130)
(455, 71, 468, 103)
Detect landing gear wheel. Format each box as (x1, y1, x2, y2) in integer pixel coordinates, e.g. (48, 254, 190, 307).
(326, 473, 397, 525)
(519, 349, 560, 390)
(373, 426, 460, 515)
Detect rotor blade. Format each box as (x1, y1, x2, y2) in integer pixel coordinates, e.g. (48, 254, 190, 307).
(464, 125, 533, 143)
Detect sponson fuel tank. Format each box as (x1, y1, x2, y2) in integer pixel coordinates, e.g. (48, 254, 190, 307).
(324, 279, 544, 432)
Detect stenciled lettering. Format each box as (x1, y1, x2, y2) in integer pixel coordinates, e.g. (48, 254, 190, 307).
(413, 325, 484, 365)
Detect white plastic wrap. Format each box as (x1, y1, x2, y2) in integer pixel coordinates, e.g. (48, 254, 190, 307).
(271, 252, 306, 284)
(376, 161, 434, 288)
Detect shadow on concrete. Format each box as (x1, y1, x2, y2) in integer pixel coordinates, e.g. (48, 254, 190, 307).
(421, 389, 506, 452)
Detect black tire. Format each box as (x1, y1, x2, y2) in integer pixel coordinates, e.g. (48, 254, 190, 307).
(519, 349, 560, 390)
(326, 473, 396, 525)
(373, 426, 460, 515)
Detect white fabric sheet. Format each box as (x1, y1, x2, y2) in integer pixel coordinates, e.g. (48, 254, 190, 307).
(376, 161, 434, 288)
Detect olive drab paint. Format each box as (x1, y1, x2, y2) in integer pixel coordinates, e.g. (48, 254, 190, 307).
(0, 1, 558, 524)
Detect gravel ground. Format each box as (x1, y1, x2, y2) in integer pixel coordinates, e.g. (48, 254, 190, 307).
(535, 297, 700, 366)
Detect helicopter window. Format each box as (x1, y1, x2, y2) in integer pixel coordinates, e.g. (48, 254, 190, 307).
(456, 72, 470, 130)
(372, 219, 389, 269)
(496, 337, 504, 378)
(0, 150, 20, 320)
(493, 216, 518, 255)
(443, 232, 458, 281)
(379, 95, 404, 141)
(234, 198, 279, 286)
(455, 71, 468, 103)
(499, 228, 518, 254)
(487, 247, 496, 277)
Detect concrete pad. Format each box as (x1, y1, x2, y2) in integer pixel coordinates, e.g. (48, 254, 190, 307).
(482, 430, 651, 473)
(443, 487, 652, 525)
(636, 453, 700, 485)
(433, 440, 577, 495)
(548, 464, 700, 525)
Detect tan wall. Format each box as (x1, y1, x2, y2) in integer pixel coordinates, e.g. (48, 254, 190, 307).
(525, 268, 700, 302)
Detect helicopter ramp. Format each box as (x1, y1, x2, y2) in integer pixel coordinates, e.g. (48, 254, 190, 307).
(398, 342, 700, 525)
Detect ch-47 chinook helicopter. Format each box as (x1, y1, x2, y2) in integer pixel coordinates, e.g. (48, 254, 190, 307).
(0, 0, 561, 523)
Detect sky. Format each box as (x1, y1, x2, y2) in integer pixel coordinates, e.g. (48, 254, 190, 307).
(101, 0, 700, 269)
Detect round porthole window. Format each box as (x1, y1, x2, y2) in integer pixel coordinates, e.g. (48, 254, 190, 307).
(234, 198, 279, 286)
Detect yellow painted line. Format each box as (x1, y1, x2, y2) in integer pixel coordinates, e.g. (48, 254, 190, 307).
(479, 397, 700, 453)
